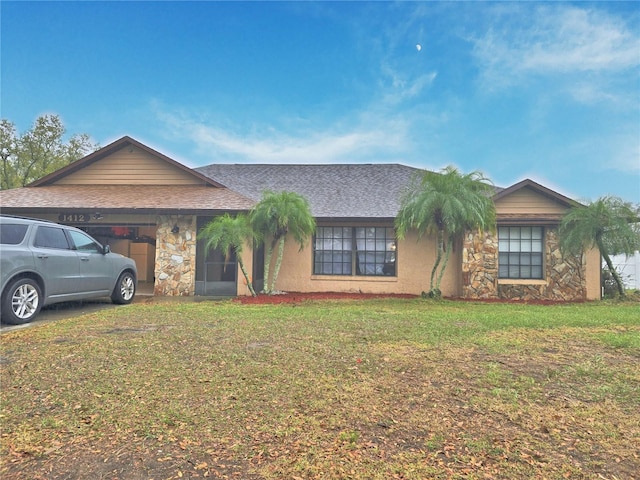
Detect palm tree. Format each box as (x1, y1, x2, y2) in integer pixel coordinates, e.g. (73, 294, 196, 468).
(198, 213, 258, 296)
(395, 165, 496, 298)
(250, 190, 316, 294)
(559, 196, 640, 298)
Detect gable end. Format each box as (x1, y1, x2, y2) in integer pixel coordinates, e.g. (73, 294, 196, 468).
(30, 136, 222, 187)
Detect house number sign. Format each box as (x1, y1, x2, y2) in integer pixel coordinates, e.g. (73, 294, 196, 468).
(58, 213, 91, 223)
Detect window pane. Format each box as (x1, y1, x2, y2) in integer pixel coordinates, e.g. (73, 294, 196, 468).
(498, 226, 545, 279)
(0, 224, 28, 245)
(314, 228, 353, 275)
(315, 226, 395, 276)
(69, 231, 101, 253)
(34, 226, 70, 250)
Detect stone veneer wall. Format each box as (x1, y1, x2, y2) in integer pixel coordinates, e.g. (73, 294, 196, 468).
(154, 215, 197, 296)
(462, 228, 586, 301)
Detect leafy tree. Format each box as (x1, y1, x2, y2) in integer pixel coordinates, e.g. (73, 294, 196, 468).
(0, 120, 18, 190)
(198, 213, 258, 296)
(0, 115, 97, 190)
(395, 165, 496, 298)
(559, 196, 640, 298)
(250, 190, 316, 294)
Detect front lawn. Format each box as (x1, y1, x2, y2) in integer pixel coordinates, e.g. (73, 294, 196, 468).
(1, 299, 638, 479)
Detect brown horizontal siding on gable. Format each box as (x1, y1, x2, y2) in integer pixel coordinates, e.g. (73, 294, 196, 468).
(494, 187, 569, 216)
(53, 147, 205, 186)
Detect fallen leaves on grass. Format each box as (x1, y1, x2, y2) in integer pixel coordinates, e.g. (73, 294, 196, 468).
(1, 300, 639, 479)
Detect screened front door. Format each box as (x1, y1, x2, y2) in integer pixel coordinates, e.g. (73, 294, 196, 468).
(195, 217, 238, 296)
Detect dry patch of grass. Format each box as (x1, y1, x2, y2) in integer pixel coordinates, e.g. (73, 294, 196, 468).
(1, 299, 639, 479)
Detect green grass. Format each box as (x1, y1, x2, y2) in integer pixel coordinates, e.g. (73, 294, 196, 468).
(1, 298, 639, 479)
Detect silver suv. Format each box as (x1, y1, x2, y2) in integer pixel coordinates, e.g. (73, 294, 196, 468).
(0, 215, 137, 325)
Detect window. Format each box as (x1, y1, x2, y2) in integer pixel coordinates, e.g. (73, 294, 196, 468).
(314, 227, 353, 275)
(0, 224, 28, 245)
(498, 226, 543, 279)
(34, 226, 70, 250)
(314, 227, 396, 276)
(68, 230, 102, 253)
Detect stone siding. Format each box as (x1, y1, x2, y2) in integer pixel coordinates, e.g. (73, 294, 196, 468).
(462, 230, 499, 298)
(154, 215, 197, 296)
(462, 228, 586, 301)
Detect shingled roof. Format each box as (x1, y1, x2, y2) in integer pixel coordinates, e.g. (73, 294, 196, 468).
(0, 185, 255, 214)
(196, 164, 424, 219)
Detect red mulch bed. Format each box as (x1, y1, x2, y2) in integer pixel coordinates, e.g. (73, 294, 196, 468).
(234, 292, 589, 305)
(234, 292, 418, 304)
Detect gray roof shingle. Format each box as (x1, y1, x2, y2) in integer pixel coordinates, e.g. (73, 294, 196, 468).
(196, 164, 424, 219)
(0, 185, 255, 213)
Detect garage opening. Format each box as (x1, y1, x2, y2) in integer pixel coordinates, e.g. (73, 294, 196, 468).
(80, 225, 156, 296)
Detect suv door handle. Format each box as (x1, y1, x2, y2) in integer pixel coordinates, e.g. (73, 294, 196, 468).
(37, 254, 49, 259)
(80, 257, 90, 261)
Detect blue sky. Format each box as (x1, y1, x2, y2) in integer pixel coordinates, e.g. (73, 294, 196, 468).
(2, 1, 639, 203)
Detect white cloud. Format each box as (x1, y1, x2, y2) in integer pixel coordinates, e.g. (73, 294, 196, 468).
(471, 5, 640, 90)
(379, 66, 437, 105)
(153, 104, 411, 165)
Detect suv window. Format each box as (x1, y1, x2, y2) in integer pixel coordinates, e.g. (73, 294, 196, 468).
(68, 230, 102, 253)
(0, 224, 29, 245)
(34, 226, 71, 250)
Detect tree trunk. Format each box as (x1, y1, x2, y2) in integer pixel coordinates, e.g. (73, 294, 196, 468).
(435, 237, 453, 294)
(601, 248, 625, 298)
(270, 236, 286, 294)
(262, 240, 275, 294)
(237, 255, 256, 297)
(428, 230, 444, 297)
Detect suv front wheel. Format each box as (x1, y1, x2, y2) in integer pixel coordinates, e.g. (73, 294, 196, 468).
(1, 278, 42, 325)
(111, 271, 136, 304)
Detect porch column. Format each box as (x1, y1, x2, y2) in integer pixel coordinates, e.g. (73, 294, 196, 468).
(154, 215, 197, 296)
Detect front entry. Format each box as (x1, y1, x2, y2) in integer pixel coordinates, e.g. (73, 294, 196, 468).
(195, 217, 238, 296)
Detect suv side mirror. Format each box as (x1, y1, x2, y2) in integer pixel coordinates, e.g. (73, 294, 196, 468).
(103, 244, 111, 255)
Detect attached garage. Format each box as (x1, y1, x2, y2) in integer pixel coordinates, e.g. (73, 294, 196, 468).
(0, 137, 255, 297)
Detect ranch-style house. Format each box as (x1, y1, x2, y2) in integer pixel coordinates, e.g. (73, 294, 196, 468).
(0, 136, 601, 301)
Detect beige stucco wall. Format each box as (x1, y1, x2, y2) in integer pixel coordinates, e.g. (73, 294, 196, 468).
(250, 229, 461, 297)
(584, 246, 602, 300)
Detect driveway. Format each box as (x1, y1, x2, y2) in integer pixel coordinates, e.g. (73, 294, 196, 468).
(0, 295, 151, 334)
